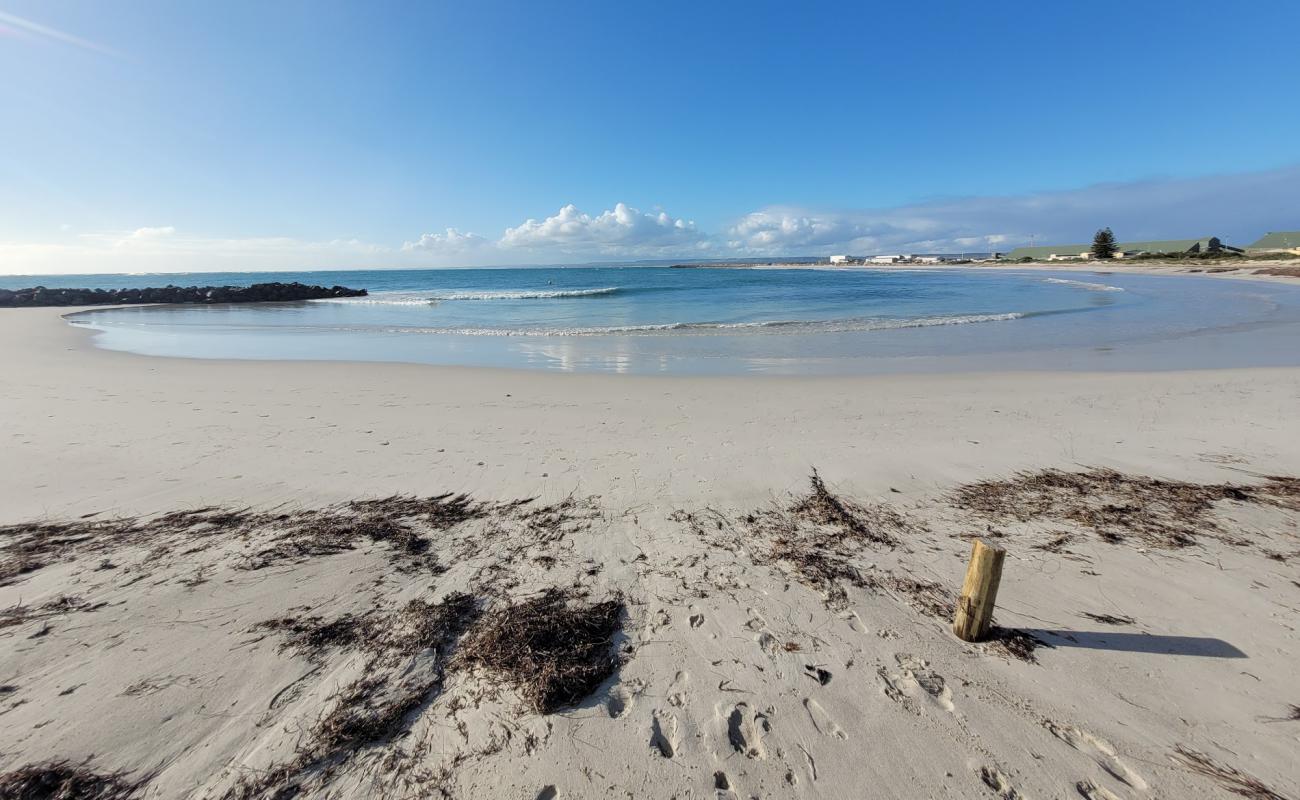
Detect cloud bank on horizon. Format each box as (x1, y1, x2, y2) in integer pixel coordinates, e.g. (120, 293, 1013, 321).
(3, 165, 1298, 274)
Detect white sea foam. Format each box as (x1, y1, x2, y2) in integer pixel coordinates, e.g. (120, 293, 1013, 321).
(383, 312, 1026, 337)
(310, 287, 620, 304)
(1044, 278, 1125, 292)
(309, 293, 436, 306)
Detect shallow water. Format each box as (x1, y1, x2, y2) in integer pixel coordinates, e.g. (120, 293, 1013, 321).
(53, 267, 1300, 374)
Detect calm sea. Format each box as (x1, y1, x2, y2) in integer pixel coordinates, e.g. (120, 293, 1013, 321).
(12, 266, 1300, 374)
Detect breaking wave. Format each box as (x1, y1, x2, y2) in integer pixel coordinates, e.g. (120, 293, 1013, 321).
(1044, 278, 1125, 292)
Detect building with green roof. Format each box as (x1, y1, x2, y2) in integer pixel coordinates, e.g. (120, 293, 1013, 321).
(1005, 236, 1240, 261)
(1246, 231, 1300, 254)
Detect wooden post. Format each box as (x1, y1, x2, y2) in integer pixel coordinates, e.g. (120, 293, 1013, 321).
(952, 539, 1006, 642)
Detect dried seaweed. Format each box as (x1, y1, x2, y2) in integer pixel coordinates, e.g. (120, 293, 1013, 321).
(1171, 745, 1291, 800)
(456, 588, 624, 714)
(864, 573, 955, 620)
(254, 612, 375, 662)
(1080, 612, 1135, 626)
(1033, 532, 1074, 553)
(984, 627, 1050, 663)
(1, 595, 102, 633)
(347, 493, 492, 530)
(953, 468, 1300, 548)
(733, 472, 918, 607)
(0, 759, 149, 799)
(789, 469, 905, 547)
(228, 592, 483, 800)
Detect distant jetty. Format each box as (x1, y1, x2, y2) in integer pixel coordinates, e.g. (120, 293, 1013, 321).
(0, 281, 367, 308)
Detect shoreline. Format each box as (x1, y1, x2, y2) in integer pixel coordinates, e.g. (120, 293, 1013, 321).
(51, 262, 1300, 378)
(728, 258, 1300, 285)
(3, 301, 1298, 518)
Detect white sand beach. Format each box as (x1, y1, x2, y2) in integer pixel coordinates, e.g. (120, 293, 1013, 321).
(2, 300, 1299, 799)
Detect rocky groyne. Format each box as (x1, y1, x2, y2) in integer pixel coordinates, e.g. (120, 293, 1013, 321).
(0, 282, 367, 308)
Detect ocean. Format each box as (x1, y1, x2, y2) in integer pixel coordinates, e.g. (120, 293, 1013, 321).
(13, 266, 1300, 375)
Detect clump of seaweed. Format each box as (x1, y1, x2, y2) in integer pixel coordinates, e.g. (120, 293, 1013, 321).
(863, 573, 955, 620)
(1033, 532, 1074, 553)
(1, 595, 104, 635)
(456, 588, 624, 714)
(383, 593, 481, 657)
(952, 468, 1300, 548)
(228, 592, 484, 800)
(1080, 612, 1135, 626)
(984, 627, 1050, 663)
(0, 759, 149, 799)
(788, 469, 906, 547)
(766, 529, 863, 607)
(0, 517, 140, 587)
(254, 612, 376, 663)
(347, 493, 492, 530)
(245, 510, 432, 570)
(1171, 745, 1291, 800)
(0, 494, 501, 585)
(1258, 705, 1300, 724)
(752, 472, 915, 604)
(673, 472, 923, 611)
(518, 494, 600, 543)
(255, 593, 483, 666)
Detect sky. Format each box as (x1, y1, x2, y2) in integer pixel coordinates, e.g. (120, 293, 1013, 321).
(2, 0, 1299, 274)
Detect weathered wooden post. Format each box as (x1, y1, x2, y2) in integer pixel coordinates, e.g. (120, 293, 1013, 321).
(952, 539, 1006, 642)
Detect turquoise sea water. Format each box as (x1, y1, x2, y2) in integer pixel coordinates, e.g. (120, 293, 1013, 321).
(21, 266, 1300, 374)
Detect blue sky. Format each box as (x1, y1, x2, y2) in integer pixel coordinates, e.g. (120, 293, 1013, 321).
(2, 0, 1298, 273)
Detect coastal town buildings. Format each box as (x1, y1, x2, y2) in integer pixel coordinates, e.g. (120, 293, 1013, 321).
(1005, 237, 1242, 261)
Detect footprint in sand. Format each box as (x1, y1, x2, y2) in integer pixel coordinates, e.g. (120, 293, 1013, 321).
(844, 610, 867, 634)
(879, 654, 954, 714)
(649, 608, 671, 634)
(667, 670, 689, 708)
(688, 606, 705, 628)
(1075, 780, 1125, 800)
(725, 702, 769, 759)
(650, 710, 680, 758)
(606, 678, 645, 719)
(802, 697, 847, 740)
(1045, 722, 1147, 791)
(977, 766, 1025, 799)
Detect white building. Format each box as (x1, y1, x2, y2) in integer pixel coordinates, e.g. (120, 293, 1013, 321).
(829, 255, 850, 265)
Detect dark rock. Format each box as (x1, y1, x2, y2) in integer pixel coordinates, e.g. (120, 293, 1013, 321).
(0, 282, 368, 308)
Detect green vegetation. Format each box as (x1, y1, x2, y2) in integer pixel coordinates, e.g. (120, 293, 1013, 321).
(1091, 228, 1117, 260)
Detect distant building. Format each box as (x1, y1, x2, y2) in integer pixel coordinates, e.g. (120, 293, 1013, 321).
(1006, 237, 1241, 261)
(829, 255, 850, 265)
(870, 255, 904, 264)
(1246, 231, 1300, 255)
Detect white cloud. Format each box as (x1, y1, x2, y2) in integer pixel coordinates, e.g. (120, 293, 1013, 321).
(499, 203, 705, 252)
(0, 230, 395, 275)
(0, 10, 122, 58)
(724, 165, 1300, 255)
(402, 228, 487, 253)
(6, 164, 1298, 274)
(115, 226, 176, 246)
